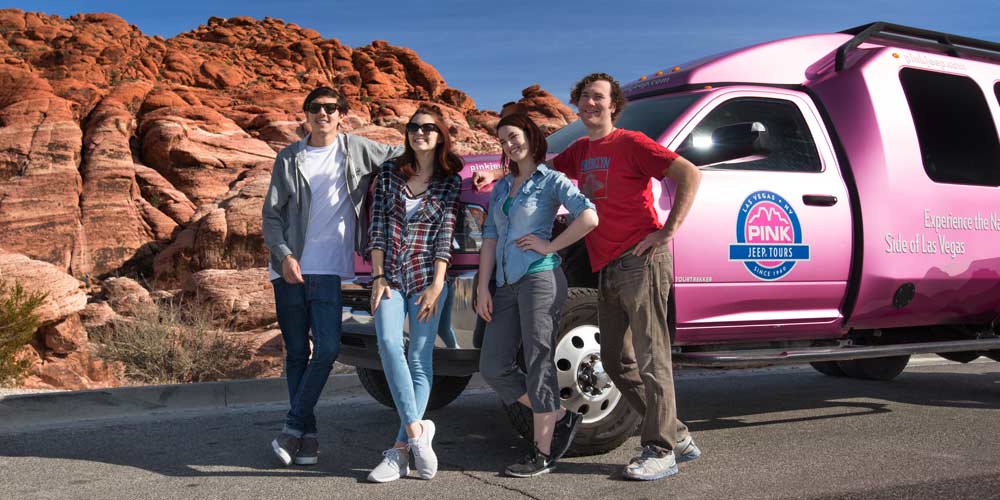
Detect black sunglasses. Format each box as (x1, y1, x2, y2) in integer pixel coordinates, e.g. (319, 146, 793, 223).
(306, 103, 340, 114)
(405, 123, 440, 134)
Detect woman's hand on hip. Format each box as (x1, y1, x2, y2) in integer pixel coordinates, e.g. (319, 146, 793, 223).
(516, 234, 552, 255)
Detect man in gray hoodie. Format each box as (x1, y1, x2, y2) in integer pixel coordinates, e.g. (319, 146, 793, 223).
(262, 87, 403, 466)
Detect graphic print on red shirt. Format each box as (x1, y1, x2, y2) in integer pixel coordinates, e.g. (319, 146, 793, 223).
(580, 156, 609, 200)
(553, 129, 678, 271)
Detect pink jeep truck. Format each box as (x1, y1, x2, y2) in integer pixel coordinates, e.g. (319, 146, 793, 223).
(339, 22, 1000, 455)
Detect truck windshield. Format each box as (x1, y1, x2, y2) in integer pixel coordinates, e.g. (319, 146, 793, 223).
(546, 93, 701, 154)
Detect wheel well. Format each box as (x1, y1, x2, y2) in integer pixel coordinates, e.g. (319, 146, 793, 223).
(559, 239, 597, 288)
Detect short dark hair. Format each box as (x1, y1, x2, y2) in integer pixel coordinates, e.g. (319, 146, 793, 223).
(302, 87, 349, 114)
(496, 113, 547, 176)
(569, 72, 627, 122)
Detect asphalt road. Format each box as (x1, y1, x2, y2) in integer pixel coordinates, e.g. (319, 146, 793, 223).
(2, 359, 999, 500)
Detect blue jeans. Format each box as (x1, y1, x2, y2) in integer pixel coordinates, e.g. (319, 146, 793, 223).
(436, 282, 458, 348)
(272, 274, 343, 436)
(374, 285, 447, 443)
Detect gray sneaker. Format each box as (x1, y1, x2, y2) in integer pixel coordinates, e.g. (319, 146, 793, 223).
(270, 433, 300, 467)
(675, 435, 701, 463)
(294, 436, 319, 465)
(367, 447, 409, 483)
(624, 446, 678, 481)
(407, 419, 438, 479)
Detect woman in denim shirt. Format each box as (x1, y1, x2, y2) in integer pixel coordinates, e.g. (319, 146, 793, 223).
(476, 113, 598, 477)
(366, 105, 462, 483)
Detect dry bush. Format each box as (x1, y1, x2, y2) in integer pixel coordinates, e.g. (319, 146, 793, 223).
(91, 300, 261, 384)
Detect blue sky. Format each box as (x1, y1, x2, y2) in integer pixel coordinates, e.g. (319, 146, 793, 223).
(9, 0, 999, 111)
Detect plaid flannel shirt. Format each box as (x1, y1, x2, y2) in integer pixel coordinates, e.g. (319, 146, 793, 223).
(366, 161, 461, 295)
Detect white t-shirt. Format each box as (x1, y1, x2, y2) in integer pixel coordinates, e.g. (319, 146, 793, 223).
(269, 138, 355, 281)
(404, 190, 424, 221)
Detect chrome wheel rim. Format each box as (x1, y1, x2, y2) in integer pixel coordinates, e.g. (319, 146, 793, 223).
(554, 324, 621, 424)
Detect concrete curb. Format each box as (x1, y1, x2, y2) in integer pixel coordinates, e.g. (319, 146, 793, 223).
(0, 373, 490, 433)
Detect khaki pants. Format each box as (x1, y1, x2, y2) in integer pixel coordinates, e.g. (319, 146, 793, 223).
(598, 245, 689, 454)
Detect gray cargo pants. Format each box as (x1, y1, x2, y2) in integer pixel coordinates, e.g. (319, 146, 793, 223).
(479, 268, 567, 413)
(598, 245, 690, 454)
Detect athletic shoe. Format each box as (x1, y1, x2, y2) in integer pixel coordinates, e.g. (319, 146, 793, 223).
(407, 420, 438, 479)
(504, 446, 555, 478)
(549, 410, 583, 461)
(623, 446, 678, 481)
(270, 433, 300, 467)
(294, 435, 319, 465)
(367, 447, 409, 483)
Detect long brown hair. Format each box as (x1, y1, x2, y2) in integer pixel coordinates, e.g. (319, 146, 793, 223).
(496, 113, 548, 177)
(395, 105, 463, 179)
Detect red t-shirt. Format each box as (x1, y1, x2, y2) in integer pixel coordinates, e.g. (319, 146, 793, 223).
(553, 128, 678, 271)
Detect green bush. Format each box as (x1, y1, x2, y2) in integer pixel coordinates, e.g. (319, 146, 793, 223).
(0, 279, 47, 385)
(91, 301, 258, 385)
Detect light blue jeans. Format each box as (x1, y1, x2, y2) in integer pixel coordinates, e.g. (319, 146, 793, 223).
(374, 284, 448, 443)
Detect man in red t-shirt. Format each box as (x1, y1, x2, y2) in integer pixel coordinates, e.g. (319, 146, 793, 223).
(476, 73, 702, 480)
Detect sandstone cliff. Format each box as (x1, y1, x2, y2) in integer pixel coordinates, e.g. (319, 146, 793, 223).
(0, 9, 575, 389)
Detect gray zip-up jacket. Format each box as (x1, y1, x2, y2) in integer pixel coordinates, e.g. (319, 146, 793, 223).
(262, 133, 404, 274)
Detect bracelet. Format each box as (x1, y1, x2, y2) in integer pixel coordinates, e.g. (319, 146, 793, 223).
(371, 274, 386, 283)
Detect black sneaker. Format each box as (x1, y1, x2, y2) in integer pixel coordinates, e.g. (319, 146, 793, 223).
(504, 447, 555, 478)
(271, 433, 300, 466)
(294, 436, 319, 465)
(549, 410, 583, 461)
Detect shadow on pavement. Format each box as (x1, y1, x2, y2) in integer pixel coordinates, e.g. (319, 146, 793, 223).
(1, 364, 998, 482)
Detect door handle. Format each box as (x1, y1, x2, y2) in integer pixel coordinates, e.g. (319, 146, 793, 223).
(802, 194, 838, 207)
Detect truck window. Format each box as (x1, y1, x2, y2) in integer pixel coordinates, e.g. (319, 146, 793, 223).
(452, 203, 485, 253)
(899, 68, 1000, 187)
(546, 93, 700, 154)
(676, 98, 822, 172)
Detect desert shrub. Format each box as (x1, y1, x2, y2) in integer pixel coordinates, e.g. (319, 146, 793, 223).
(0, 279, 46, 385)
(91, 301, 258, 384)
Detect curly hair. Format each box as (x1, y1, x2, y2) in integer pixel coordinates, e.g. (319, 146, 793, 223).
(569, 72, 627, 122)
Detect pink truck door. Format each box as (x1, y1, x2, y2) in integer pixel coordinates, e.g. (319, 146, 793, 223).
(665, 89, 852, 344)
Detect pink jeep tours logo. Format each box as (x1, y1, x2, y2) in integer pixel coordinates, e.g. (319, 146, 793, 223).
(729, 191, 810, 281)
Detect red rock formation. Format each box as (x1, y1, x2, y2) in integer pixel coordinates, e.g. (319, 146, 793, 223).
(0, 250, 125, 389)
(0, 9, 576, 389)
(0, 69, 83, 273)
(185, 267, 275, 330)
(153, 165, 271, 288)
(504, 84, 577, 134)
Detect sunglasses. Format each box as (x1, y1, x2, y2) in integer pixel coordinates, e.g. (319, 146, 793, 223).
(306, 103, 340, 114)
(406, 123, 440, 134)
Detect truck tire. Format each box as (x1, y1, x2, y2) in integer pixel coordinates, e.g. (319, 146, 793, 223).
(501, 287, 640, 456)
(810, 361, 846, 377)
(936, 351, 981, 363)
(357, 367, 472, 411)
(837, 355, 910, 381)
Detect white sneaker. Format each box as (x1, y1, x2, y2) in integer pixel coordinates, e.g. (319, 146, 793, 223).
(407, 420, 438, 479)
(624, 446, 678, 481)
(367, 447, 409, 483)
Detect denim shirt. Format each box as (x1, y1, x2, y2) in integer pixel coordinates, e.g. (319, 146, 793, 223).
(483, 164, 595, 287)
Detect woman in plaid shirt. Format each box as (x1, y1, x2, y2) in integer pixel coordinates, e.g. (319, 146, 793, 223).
(365, 105, 462, 483)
